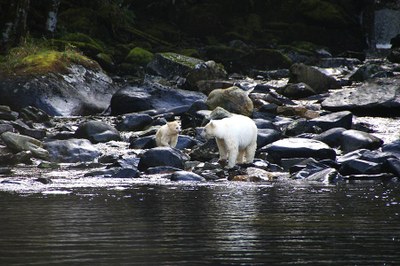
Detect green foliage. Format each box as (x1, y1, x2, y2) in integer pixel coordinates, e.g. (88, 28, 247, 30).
(299, 0, 349, 26)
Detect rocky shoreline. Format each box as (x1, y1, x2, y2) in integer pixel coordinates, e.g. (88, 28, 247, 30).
(1, 51, 400, 192)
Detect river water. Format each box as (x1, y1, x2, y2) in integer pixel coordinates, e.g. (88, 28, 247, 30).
(1, 178, 400, 265)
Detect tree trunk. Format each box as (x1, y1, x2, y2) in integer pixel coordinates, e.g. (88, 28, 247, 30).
(1, 0, 30, 49)
(46, 0, 61, 34)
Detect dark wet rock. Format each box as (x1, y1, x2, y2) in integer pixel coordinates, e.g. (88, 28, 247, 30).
(0, 65, 117, 116)
(340, 130, 383, 154)
(206, 86, 254, 116)
(337, 149, 395, 176)
(291, 161, 341, 183)
(253, 119, 278, 130)
(277, 82, 317, 99)
(1, 131, 49, 159)
(138, 147, 189, 171)
(19, 106, 51, 123)
(75, 120, 121, 144)
(111, 168, 140, 178)
(289, 63, 341, 93)
(196, 80, 234, 95)
(206, 107, 232, 121)
(0, 124, 14, 135)
(147, 52, 227, 91)
(170, 170, 206, 182)
(129, 136, 156, 149)
(145, 166, 183, 175)
(12, 120, 47, 140)
(284, 111, 352, 136)
(386, 158, 400, 176)
(181, 101, 209, 129)
(0, 167, 12, 175)
(84, 168, 118, 177)
(382, 140, 400, 158)
(309, 111, 353, 131)
(35, 177, 53, 184)
(349, 64, 386, 82)
(261, 138, 336, 164)
(44, 138, 101, 163)
(0, 105, 18, 121)
(276, 106, 319, 119)
(387, 48, 400, 63)
(339, 159, 382, 175)
(257, 129, 282, 149)
(313, 127, 347, 148)
(176, 135, 200, 150)
(189, 139, 219, 161)
(116, 113, 153, 131)
(321, 77, 400, 115)
(317, 57, 362, 68)
(110, 82, 206, 115)
(0, 153, 18, 166)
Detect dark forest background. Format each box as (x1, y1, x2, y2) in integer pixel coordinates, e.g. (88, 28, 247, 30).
(0, 0, 395, 75)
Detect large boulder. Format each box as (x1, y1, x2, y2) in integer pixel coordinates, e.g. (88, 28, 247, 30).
(340, 129, 383, 154)
(206, 86, 254, 116)
(289, 63, 341, 93)
(0, 65, 117, 116)
(110, 82, 207, 115)
(147, 52, 227, 90)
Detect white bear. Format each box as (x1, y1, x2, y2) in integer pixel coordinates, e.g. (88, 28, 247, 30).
(201, 114, 258, 168)
(155, 121, 181, 148)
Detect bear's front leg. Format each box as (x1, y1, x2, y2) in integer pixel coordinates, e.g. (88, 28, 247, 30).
(227, 145, 239, 168)
(169, 134, 178, 148)
(216, 138, 228, 161)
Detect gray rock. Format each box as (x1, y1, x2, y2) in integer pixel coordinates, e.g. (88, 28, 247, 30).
(1, 131, 49, 159)
(313, 127, 347, 148)
(44, 138, 101, 163)
(321, 77, 400, 114)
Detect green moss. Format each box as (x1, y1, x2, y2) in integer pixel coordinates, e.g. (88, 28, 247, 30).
(125, 47, 154, 66)
(20, 50, 99, 74)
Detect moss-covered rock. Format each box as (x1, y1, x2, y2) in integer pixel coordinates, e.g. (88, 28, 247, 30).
(125, 47, 154, 66)
(8, 49, 99, 75)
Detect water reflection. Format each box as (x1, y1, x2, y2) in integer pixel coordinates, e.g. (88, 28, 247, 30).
(1, 181, 400, 265)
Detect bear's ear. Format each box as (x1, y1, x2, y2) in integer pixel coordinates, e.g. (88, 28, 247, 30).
(209, 121, 215, 127)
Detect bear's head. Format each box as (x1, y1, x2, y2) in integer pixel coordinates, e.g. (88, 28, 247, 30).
(167, 121, 181, 134)
(201, 121, 216, 139)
